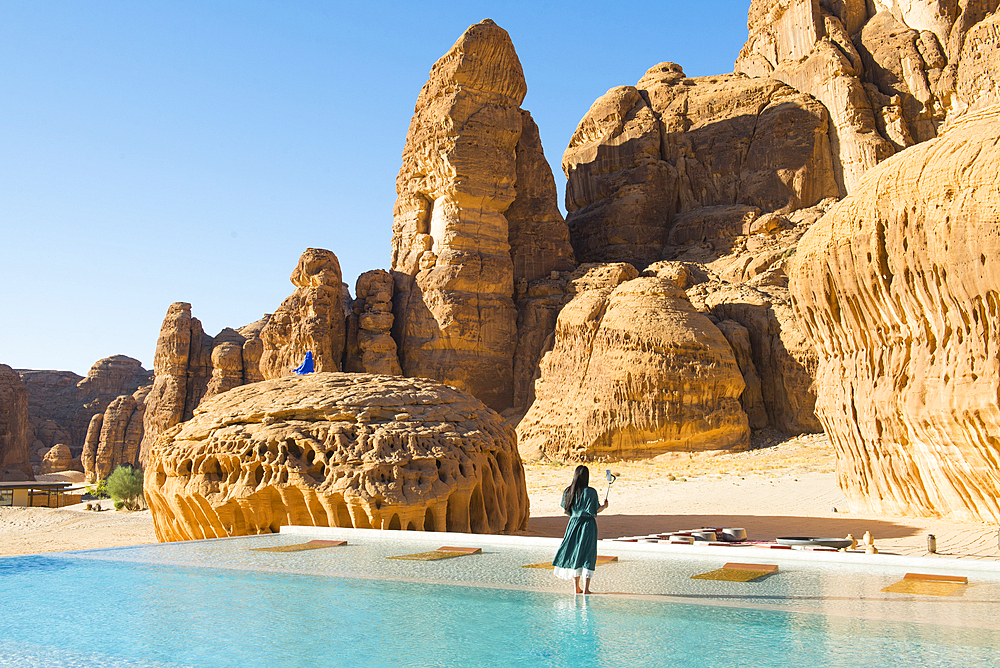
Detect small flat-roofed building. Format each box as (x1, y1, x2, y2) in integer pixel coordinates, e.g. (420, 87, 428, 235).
(0, 481, 85, 508)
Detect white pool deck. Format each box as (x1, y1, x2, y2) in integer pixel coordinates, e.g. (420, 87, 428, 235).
(281, 524, 1000, 577)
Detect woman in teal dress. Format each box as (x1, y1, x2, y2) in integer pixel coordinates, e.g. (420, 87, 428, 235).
(552, 465, 608, 594)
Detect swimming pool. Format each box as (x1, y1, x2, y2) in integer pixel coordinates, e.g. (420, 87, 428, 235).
(2, 529, 999, 667)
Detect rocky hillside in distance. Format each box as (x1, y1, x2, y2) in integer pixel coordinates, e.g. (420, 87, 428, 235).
(13, 356, 151, 474)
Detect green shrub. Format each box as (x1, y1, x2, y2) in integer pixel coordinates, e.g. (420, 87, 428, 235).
(114, 500, 125, 510)
(106, 465, 145, 511)
(86, 479, 109, 499)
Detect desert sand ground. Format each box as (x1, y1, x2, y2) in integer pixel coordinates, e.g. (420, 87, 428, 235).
(2, 434, 998, 560)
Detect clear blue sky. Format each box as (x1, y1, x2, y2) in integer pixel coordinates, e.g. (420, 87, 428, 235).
(1, 1, 749, 375)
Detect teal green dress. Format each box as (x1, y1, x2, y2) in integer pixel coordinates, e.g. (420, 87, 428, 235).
(552, 486, 599, 579)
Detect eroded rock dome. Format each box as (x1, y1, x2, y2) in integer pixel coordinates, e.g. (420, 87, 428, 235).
(144, 373, 529, 541)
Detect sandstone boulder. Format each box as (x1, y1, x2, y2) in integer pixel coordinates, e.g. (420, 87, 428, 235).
(144, 373, 529, 541)
(0, 364, 33, 481)
(259, 249, 347, 379)
(789, 105, 1000, 522)
(391, 19, 573, 413)
(40, 444, 78, 474)
(516, 271, 749, 461)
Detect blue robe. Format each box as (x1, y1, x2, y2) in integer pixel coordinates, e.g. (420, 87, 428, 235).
(293, 351, 314, 375)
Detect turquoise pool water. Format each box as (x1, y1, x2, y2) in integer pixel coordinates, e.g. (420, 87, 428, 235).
(2, 534, 1000, 667)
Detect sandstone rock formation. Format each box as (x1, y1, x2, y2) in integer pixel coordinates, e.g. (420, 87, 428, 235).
(736, 0, 1000, 194)
(789, 105, 1000, 522)
(350, 270, 402, 376)
(83, 385, 150, 482)
(259, 248, 347, 379)
(17, 356, 151, 467)
(0, 365, 34, 480)
(40, 444, 78, 474)
(141, 303, 265, 463)
(144, 373, 529, 541)
(736, 0, 896, 193)
(391, 19, 574, 413)
(666, 200, 832, 435)
(563, 62, 839, 269)
(516, 265, 749, 461)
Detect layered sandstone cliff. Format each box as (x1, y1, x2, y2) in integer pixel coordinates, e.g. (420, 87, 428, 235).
(391, 19, 574, 413)
(144, 373, 529, 541)
(0, 365, 34, 480)
(789, 105, 1000, 522)
(563, 62, 839, 269)
(736, 0, 1000, 193)
(141, 303, 265, 463)
(82, 385, 150, 482)
(16, 356, 151, 468)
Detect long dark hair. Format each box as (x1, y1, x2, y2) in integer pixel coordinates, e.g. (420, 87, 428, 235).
(562, 465, 590, 515)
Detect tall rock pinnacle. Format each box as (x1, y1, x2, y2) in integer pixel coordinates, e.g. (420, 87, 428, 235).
(391, 19, 574, 412)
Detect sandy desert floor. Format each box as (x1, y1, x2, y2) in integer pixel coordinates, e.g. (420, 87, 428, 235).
(2, 434, 998, 560)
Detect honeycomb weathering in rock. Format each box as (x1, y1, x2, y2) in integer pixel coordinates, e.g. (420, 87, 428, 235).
(789, 106, 1000, 522)
(144, 373, 529, 541)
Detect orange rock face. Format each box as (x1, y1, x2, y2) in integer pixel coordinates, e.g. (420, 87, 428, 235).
(789, 106, 1000, 522)
(260, 248, 347, 378)
(144, 373, 529, 542)
(391, 20, 573, 413)
(141, 303, 266, 464)
(0, 364, 33, 481)
(517, 266, 749, 461)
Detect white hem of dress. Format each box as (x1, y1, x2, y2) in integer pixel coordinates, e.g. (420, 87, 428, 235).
(553, 566, 595, 580)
